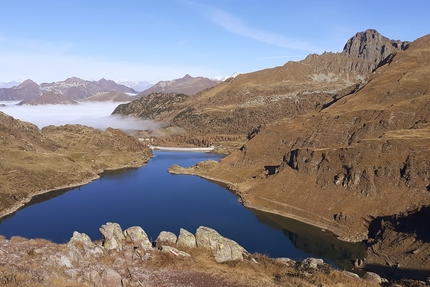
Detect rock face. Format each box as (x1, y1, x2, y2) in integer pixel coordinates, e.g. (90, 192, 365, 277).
(342, 29, 409, 66)
(123, 226, 152, 250)
(156, 231, 177, 246)
(100, 222, 125, 251)
(177, 228, 197, 248)
(195, 226, 247, 263)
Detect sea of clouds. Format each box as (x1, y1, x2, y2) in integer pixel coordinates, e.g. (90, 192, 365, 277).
(0, 101, 160, 130)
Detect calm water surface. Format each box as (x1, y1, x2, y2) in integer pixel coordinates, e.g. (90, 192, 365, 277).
(0, 151, 365, 269)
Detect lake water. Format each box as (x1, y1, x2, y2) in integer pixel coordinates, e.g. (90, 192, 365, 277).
(0, 151, 366, 269)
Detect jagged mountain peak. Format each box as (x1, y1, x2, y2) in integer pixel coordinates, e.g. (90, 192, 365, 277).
(342, 29, 409, 63)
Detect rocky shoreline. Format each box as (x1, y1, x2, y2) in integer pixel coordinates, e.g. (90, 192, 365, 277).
(0, 222, 397, 286)
(168, 161, 366, 243)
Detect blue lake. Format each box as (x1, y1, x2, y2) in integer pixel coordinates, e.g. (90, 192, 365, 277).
(0, 151, 365, 269)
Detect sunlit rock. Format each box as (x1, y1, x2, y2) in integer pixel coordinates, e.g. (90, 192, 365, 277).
(123, 226, 152, 250)
(156, 231, 177, 246)
(195, 226, 246, 263)
(99, 222, 125, 251)
(177, 228, 196, 248)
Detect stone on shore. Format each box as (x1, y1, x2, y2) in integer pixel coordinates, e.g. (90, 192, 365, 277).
(99, 222, 125, 251)
(177, 228, 196, 248)
(123, 226, 152, 250)
(156, 231, 177, 246)
(195, 226, 246, 263)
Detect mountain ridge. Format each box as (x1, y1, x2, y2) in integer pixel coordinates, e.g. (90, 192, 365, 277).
(0, 77, 138, 101)
(138, 74, 221, 97)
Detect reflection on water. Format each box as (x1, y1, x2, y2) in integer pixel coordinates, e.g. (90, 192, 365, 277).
(0, 151, 366, 271)
(251, 209, 366, 269)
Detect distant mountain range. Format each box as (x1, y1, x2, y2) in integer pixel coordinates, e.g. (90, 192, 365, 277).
(0, 81, 21, 89)
(114, 80, 153, 92)
(138, 74, 221, 97)
(0, 74, 223, 104)
(0, 77, 138, 102)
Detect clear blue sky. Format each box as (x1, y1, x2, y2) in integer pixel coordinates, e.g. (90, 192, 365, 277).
(0, 0, 428, 84)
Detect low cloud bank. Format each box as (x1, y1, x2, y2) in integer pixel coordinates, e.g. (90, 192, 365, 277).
(0, 101, 161, 130)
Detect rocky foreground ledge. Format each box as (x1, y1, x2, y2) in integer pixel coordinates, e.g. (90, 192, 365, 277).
(1, 223, 423, 287)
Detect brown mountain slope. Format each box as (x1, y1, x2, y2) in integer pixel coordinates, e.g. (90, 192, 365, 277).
(17, 91, 79, 105)
(81, 91, 135, 102)
(113, 30, 409, 141)
(0, 111, 152, 218)
(0, 79, 41, 100)
(170, 33, 430, 244)
(139, 74, 220, 97)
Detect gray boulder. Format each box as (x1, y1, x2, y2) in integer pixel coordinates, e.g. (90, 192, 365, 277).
(99, 222, 125, 251)
(195, 226, 247, 263)
(177, 228, 196, 248)
(68, 231, 95, 250)
(300, 258, 324, 270)
(67, 231, 102, 262)
(123, 226, 152, 250)
(156, 231, 177, 246)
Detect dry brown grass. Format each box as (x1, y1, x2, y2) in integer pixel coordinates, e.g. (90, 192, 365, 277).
(144, 248, 381, 287)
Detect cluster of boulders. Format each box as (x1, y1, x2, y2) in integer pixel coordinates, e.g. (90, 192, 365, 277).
(0, 222, 393, 286)
(95, 223, 250, 263)
(58, 223, 251, 286)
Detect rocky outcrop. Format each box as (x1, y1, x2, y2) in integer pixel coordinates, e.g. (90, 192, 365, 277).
(99, 222, 125, 251)
(342, 29, 409, 64)
(156, 231, 177, 246)
(195, 226, 248, 263)
(177, 228, 196, 248)
(123, 226, 152, 250)
(0, 222, 423, 285)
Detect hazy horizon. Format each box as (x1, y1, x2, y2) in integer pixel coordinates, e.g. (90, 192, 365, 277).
(0, 101, 160, 131)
